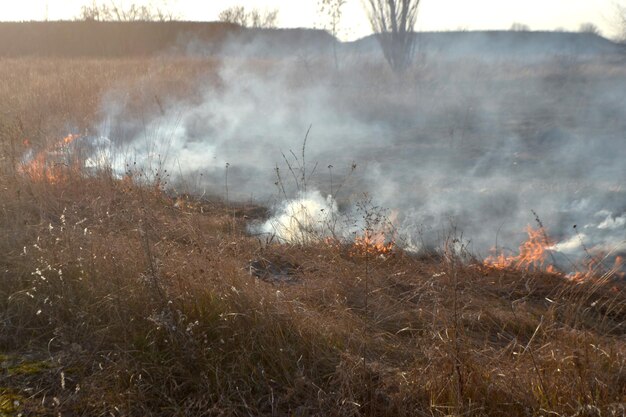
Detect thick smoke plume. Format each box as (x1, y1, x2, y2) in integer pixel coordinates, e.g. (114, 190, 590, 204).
(87, 33, 626, 271)
(259, 190, 340, 243)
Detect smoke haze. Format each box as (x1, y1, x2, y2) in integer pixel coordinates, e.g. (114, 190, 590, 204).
(88, 32, 626, 270)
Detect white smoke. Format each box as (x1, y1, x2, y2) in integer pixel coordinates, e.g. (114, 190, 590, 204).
(596, 211, 626, 230)
(81, 34, 626, 272)
(551, 234, 588, 255)
(259, 190, 340, 243)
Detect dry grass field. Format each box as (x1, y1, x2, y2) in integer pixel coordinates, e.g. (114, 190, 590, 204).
(0, 54, 625, 417)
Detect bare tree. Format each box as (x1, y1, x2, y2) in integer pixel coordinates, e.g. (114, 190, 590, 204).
(510, 22, 530, 31)
(79, 0, 107, 21)
(617, 2, 626, 42)
(218, 6, 279, 29)
(79, 1, 177, 22)
(249, 9, 279, 28)
(365, 0, 421, 73)
(218, 6, 247, 26)
(319, 0, 347, 69)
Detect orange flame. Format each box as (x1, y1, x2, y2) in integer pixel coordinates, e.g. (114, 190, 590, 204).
(351, 230, 395, 257)
(18, 134, 82, 183)
(615, 256, 625, 280)
(484, 227, 625, 282)
(484, 226, 554, 271)
(566, 255, 625, 282)
(351, 210, 398, 257)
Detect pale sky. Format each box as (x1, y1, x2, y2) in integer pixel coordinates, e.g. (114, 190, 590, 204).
(0, 0, 622, 40)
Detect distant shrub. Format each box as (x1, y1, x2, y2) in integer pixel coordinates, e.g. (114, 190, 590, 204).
(579, 22, 601, 35)
(78, 0, 177, 22)
(218, 6, 279, 29)
(510, 22, 530, 31)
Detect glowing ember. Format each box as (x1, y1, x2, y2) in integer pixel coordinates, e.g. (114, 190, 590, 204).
(18, 134, 82, 183)
(483, 225, 554, 271)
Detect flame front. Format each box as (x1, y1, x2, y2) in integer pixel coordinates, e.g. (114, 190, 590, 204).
(484, 225, 554, 271)
(18, 134, 81, 183)
(566, 255, 625, 282)
(351, 230, 395, 257)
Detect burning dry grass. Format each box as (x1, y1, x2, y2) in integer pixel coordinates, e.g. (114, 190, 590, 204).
(483, 225, 626, 284)
(0, 56, 625, 416)
(0, 170, 624, 416)
(17, 133, 83, 183)
(483, 225, 554, 271)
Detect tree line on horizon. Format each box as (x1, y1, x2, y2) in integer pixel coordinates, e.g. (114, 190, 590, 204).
(75, 0, 626, 74)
